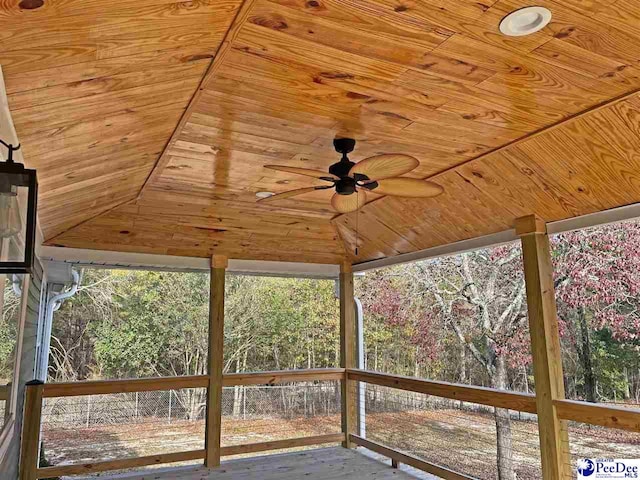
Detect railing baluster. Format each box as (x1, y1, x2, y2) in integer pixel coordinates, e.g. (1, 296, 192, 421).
(20, 380, 44, 480)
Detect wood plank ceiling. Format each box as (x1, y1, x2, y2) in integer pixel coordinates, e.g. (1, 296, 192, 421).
(5, 0, 640, 264)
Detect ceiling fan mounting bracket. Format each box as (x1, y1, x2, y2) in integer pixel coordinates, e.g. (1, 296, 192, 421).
(360, 179, 379, 190)
(353, 173, 371, 183)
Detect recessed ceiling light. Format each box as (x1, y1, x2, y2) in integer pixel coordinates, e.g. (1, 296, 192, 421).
(255, 191, 274, 199)
(499, 6, 552, 36)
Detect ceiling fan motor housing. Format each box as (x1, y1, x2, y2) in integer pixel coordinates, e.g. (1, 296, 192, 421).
(335, 176, 357, 195)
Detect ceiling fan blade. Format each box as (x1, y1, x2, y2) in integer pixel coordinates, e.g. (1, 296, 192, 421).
(366, 177, 443, 198)
(349, 154, 419, 181)
(264, 165, 338, 181)
(257, 186, 329, 204)
(331, 190, 367, 214)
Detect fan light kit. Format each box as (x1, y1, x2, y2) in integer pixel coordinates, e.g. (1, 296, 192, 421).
(258, 138, 443, 214)
(499, 6, 552, 36)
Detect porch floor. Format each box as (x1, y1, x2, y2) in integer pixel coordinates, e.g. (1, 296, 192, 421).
(68, 447, 436, 480)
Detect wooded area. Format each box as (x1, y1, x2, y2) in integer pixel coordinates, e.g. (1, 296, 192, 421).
(358, 221, 640, 406)
(23, 220, 640, 404)
(45, 272, 340, 383)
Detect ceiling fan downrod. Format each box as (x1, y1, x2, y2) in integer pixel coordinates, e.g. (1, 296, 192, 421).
(328, 138, 356, 180)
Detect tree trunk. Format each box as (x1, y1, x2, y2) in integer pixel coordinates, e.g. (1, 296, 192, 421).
(623, 367, 631, 401)
(577, 309, 596, 403)
(459, 347, 467, 410)
(233, 357, 242, 418)
(459, 347, 467, 384)
(522, 365, 529, 394)
(374, 344, 378, 372)
(241, 350, 248, 420)
(493, 356, 516, 480)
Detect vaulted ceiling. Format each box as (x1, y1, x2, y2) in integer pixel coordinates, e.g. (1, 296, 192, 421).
(4, 0, 640, 264)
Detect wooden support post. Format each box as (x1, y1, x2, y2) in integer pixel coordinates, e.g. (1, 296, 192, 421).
(20, 380, 44, 480)
(205, 255, 227, 468)
(339, 262, 357, 448)
(516, 215, 571, 480)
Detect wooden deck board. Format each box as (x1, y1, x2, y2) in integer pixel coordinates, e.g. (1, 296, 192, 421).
(66, 447, 436, 480)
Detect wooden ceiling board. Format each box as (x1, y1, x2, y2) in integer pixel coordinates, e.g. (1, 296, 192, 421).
(333, 92, 640, 262)
(3, 47, 213, 97)
(39, 173, 147, 239)
(245, 0, 453, 68)
(14, 0, 640, 264)
(593, 0, 640, 33)
(48, 190, 346, 263)
(3, 0, 243, 241)
(0, 1, 240, 65)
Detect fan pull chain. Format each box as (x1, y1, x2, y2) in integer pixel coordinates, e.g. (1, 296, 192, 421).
(355, 203, 359, 256)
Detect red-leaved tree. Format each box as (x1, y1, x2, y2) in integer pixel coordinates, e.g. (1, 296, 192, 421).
(553, 222, 640, 402)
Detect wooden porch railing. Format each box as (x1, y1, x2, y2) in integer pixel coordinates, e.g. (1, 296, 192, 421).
(347, 369, 538, 413)
(22, 369, 346, 479)
(347, 368, 538, 480)
(20, 366, 640, 480)
(18, 217, 640, 480)
(347, 368, 640, 480)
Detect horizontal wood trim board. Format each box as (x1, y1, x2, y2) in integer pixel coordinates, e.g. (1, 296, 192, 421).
(223, 368, 346, 386)
(348, 369, 537, 414)
(349, 435, 477, 480)
(554, 399, 640, 432)
(35, 449, 206, 478)
(221, 433, 346, 456)
(35, 434, 345, 478)
(43, 375, 209, 397)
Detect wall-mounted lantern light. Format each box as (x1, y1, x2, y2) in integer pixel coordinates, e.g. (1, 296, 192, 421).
(0, 139, 37, 273)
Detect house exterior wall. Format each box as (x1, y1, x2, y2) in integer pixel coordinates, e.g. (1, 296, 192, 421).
(0, 260, 44, 479)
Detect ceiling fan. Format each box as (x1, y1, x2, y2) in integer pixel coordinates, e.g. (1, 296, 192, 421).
(257, 138, 444, 213)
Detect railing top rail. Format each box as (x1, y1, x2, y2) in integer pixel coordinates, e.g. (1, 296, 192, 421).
(40, 368, 346, 398)
(347, 369, 538, 414)
(223, 368, 345, 386)
(43, 375, 209, 398)
(554, 399, 640, 432)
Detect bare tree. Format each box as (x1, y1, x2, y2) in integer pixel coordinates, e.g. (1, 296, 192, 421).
(406, 245, 529, 480)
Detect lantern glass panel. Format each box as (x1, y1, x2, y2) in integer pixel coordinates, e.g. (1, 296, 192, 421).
(0, 179, 27, 264)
